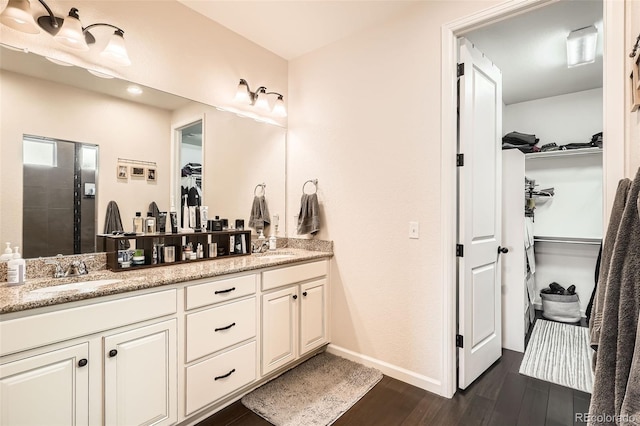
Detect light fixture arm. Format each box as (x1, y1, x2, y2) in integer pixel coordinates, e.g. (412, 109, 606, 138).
(83, 23, 125, 45)
(36, 0, 58, 28)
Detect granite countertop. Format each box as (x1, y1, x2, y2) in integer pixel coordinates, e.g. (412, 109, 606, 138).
(0, 248, 332, 315)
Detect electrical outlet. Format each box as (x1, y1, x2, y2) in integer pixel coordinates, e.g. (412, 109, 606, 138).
(409, 221, 419, 239)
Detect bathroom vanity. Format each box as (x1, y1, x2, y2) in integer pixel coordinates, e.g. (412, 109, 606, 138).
(0, 248, 331, 425)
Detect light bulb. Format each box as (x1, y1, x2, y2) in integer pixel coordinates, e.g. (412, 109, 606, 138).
(0, 0, 39, 34)
(100, 29, 131, 66)
(54, 8, 88, 51)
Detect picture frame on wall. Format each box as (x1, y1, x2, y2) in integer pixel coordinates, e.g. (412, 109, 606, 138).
(117, 164, 128, 179)
(130, 166, 145, 177)
(146, 167, 157, 182)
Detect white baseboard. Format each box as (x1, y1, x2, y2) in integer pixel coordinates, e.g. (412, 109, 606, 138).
(326, 344, 444, 397)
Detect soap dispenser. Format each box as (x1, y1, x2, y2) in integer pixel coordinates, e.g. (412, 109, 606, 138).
(0, 242, 12, 262)
(7, 246, 26, 285)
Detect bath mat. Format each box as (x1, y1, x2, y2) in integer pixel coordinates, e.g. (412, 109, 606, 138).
(241, 352, 383, 426)
(519, 319, 594, 393)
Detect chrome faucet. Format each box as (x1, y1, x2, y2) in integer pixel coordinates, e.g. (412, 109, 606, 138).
(45, 257, 65, 278)
(251, 240, 269, 254)
(46, 255, 93, 278)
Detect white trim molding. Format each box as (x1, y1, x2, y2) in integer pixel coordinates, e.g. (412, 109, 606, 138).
(326, 344, 443, 396)
(440, 0, 624, 399)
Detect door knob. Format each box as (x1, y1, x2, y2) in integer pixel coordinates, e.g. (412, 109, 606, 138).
(78, 358, 88, 367)
(108, 349, 118, 357)
(498, 246, 509, 254)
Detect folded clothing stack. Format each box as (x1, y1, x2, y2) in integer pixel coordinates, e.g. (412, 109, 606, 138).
(502, 131, 540, 153)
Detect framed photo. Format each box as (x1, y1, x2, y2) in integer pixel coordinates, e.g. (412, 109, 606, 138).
(130, 166, 145, 177)
(146, 167, 157, 181)
(117, 164, 128, 179)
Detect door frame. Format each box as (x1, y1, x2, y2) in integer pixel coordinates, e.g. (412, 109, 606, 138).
(440, 0, 626, 398)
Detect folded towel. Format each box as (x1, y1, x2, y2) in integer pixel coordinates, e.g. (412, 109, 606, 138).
(297, 193, 320, 235)
(249, 195, 271, 229)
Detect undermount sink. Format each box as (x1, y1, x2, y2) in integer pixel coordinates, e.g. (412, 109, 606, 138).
(30, 279, 122, 294)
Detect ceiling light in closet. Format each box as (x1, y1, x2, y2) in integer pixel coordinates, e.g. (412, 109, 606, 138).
(566, 25, 598, 68)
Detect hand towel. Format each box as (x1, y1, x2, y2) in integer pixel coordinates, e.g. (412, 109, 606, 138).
(589, 178, 631, 353)
(588, 168, 640, 425)
(297, 193, 320, 235)
(149, 201, 160, 219)
(249, 195, 271, 229)
(103, 200, 129, 249)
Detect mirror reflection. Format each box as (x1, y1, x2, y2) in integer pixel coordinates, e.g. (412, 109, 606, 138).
(0, 47, 286, 259)
(22, 136, 98, 258)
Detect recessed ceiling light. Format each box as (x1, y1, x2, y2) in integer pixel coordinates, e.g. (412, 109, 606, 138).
(127, 85, 143, 95)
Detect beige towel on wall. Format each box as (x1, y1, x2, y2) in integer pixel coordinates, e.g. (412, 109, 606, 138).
(588, 168, 640, 425)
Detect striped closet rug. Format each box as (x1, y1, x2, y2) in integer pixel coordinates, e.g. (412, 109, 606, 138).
(519, 319, 594, 393)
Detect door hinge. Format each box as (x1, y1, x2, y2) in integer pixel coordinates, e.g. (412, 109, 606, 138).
(457, 63, 464, 77)
(456, 334, 464, 348)
(456, 244, 464, 257)
(456, 153, 464, 167)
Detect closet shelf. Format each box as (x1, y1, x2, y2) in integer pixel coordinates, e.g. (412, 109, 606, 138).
(533, 236, 601, 245)
(525, 147, 602, 159)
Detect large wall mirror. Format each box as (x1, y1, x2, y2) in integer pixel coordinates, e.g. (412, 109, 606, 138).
(0, 47, 286, 259)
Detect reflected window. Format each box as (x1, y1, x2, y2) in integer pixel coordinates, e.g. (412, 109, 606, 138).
(81, 146, 97, 170)
(23, 137, 56, 166)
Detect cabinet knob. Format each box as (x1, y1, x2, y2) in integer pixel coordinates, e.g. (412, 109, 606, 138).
(78, 358, 88, 367)
(302, 291, 308, 297)
(108, 349, 118, 358)
(292, 294, 298, 300)
(498, 246, 509, 254)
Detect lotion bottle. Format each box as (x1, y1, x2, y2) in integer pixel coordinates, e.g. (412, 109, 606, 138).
(0, 242, 12, 262)
(7, 246, 25, 285)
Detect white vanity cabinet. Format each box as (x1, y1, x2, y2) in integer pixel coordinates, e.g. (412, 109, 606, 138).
(104, 319, 177, 426)
(183, 273, 258, 416)
(0, 342, 90, 426)
(0, 289, 178, 426)
(261, 261, 329, 375)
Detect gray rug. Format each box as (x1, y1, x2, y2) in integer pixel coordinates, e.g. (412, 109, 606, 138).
(519, 319, 594, 393)
(241, 352, 383, 426)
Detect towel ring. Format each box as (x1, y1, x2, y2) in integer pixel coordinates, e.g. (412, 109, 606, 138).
(302, 179, 318, 194)
(254, 183, 266, 197)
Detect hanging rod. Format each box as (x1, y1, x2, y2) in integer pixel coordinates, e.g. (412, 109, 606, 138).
(118, 158, 157, 167)
(533, 236, 601, 246)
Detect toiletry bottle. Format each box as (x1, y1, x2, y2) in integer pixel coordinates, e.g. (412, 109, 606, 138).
(0, 242, 12, 262)
(145, 212, 156, 233)
(133, 212, 144, 233)
(269, 234, 277, 251)
(7, 246, 26, 285)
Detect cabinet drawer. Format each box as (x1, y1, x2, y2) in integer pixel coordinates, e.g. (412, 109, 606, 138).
(186, 298, 256, 362)
(185, 274, 256, 310)
(262, 260, 327, 291)
(185, 341, 256, 415)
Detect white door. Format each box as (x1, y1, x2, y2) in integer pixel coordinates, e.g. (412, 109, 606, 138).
(104, 319, 177, 426)
(457, 38, 504, 389)
(262, 286, 298, 375)
(300, 278, 327, 355)
(0, 343, 89, 426)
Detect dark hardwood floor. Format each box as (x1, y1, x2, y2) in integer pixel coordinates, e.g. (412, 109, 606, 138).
(198, 313, 591, 426)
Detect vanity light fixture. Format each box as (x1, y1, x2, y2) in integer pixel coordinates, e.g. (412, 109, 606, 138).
(566, 25, 598, 68)
(234, 79, 287, 117)
(0, 0, 131, 66)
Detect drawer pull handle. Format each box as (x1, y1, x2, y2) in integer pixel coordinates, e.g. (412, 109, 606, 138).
(215, 287, 236, 294)
(292, 294, 298, 300)
(215, 322, 236, 332)
(78, 358, 88, 367)
(214, 368, 236, 381)
(303, 291, 308, 297)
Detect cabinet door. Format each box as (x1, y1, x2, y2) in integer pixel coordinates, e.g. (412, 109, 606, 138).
(104, 319, 177, 426)
(300, 278, 327, 355)
(0, 343, 89, 426)
(262, 286, 298, 375)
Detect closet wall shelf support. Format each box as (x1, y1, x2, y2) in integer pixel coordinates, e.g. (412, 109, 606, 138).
(533, 236, 601, 245)
(525, 147, 602, 159)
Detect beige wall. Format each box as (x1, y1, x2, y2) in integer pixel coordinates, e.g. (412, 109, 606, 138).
(626, 0, 640, 175)
(287, 1, 500, 391)
(1, 71, 172, 245)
